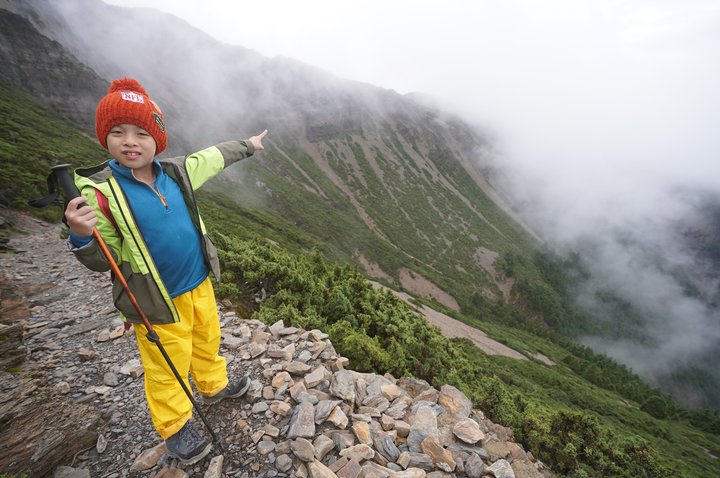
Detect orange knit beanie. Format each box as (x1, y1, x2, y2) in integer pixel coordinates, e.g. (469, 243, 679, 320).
(95, 77, 168, 154)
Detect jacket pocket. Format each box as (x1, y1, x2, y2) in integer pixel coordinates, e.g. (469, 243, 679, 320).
(112, 265, 175, 324)
(203, 235, 221, 280)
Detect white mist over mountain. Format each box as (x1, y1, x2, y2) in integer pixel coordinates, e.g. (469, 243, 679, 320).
(106, 0, 720, 389)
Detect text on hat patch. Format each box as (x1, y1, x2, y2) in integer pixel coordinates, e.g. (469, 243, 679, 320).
(120, 91, 145, 104)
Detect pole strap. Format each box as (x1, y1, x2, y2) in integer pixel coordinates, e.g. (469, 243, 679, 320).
(28, 170, 63, 208)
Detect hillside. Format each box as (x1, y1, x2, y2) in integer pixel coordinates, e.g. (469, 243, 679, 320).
(6, 0, 541, 289)
(2, 1, 720, 477)
(3, 194, 720, 476)
(0, 209, 552, 477)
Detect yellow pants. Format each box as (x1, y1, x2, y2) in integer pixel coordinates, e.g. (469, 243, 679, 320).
(134, 277, 228, 439)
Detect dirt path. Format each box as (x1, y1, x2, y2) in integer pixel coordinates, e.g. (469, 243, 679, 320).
(370, 282, 529, 361)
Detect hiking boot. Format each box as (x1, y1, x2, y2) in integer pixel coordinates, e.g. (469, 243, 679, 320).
(201, 376, 250, 405)
(165, 420, 212, 465)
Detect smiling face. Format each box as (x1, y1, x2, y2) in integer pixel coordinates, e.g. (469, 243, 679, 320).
(106, 123, 157, 180)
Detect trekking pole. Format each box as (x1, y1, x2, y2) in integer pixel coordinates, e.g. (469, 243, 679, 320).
(47, 164, 224, 452)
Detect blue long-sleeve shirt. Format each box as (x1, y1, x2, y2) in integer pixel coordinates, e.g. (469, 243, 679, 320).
(70, 159, 208, 297)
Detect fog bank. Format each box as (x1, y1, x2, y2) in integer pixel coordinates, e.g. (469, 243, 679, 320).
(106, 0, 720, 394)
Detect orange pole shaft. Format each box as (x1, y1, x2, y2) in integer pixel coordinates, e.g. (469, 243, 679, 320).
(91, 228, 155, 333)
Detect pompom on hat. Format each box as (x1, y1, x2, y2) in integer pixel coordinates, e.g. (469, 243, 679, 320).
(95, 77, 168, 154)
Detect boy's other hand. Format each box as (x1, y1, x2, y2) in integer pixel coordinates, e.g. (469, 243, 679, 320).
(249, 129, 268, 152)
(65, 196, 98, 237)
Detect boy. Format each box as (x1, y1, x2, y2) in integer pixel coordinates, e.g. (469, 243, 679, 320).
(65, 77, 267, 464)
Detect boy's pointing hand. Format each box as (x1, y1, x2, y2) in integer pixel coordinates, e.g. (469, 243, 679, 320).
(249, 129, 268, 151)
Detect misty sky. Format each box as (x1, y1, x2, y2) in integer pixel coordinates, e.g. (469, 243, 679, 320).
(104, 0, 720, 379)
(105, 0, 720, 235)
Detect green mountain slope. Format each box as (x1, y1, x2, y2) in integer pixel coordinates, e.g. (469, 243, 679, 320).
(212, 129, 528, 302)
(203, 226, 720, 477)
(0, 80, 107, 217)
(9, 0, 547, 316)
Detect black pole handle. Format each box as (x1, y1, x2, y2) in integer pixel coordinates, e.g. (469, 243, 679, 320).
(52, 164, 89, 209)
(52, 164, 80, 200)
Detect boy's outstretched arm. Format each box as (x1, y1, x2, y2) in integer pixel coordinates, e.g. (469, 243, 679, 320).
(181, 129, 269, 190)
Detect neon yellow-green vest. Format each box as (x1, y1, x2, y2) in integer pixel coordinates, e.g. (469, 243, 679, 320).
(71, 140, 254, 324)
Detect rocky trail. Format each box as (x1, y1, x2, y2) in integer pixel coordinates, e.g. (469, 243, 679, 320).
(0, 208, 553, 478)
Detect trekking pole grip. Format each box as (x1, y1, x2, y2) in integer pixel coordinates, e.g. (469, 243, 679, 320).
(53, 164, 81, 201)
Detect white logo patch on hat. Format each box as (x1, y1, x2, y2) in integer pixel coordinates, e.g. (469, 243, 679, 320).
(120, 91, 145, 103)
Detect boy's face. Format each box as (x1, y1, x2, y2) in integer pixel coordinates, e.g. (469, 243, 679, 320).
(106, 123, 157, 175)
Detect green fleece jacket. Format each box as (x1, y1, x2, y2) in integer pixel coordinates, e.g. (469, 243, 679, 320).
(70, 140, 254, 324)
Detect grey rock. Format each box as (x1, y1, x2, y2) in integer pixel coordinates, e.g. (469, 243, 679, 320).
(204, 455, 224, 478)
(363, 394, 390, 411)
(360, 461, 394, 478)
(286, 361, 313, 375)
(247, 342, 267, 358)
(410, 400, 444, 416)
(307, 330, 329, 341)
(453, 417, 485, 444)
(222, 336, 244, 349)
(326, 405, 349, 428)
(314, 399, 341, 424)
(465, 451, 485, 478)
(397, 470, 430, 478)
(304, 366, 329, 388)
(447, 442, 489, 460)
(252, 401, 270, 414)
(96, 433, 108, 454)
(407, 405, 439, 452)
(329, 429, 356, 451)
(406, 452, 435, 471)
(488, 459, 516, 478)
(103, 372, 119, 387)
(307, 459, 337, 478)
(438, 384, 473, 419)
(291, 437, 316, 462)
(330, 370, 356, 403)
(258, 440, 277, 456)
(279, 326, 300, 336)
(247, 379, 264, 402)
(129, 443, 166, 472)
(339, 443, 375, 460)
(54, 381, 71, 394)
(53, 466, 91, 478)
(119, 358, 143, 377)
(374, 435, 401, 463)
(287, 401, 316, 438)
(313, 434, 335, 461)
(276, 453, 293, 472)
(335, 458, 362, 478)
(297, 391, 319, 404)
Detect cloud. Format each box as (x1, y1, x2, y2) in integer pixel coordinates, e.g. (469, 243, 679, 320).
(104, 0, 720, 399)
